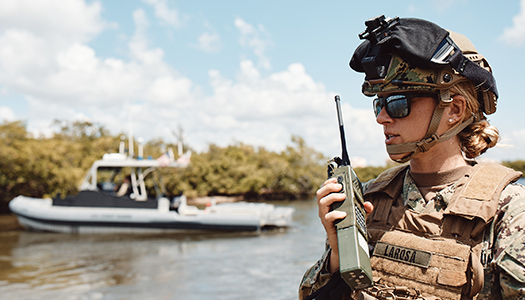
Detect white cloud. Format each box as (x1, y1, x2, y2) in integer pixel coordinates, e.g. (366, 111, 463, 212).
(144, 76, 194, 105)
(0, 0, 105, 43)
(0, 0, 107, 94)
(192, 21, 222, 53)
(129, 9, 165, 65)
(202, 59, 385, 164)
(234, 18, 272, 70)
(195, 31, 221, 53)
(0, 1, 194, 129)
(142, 0, 182, 28)
(207, 60, 328, 119)
(0, 0, 387, 166)
(0, 3, 194, 107)
(500, 0, 525, 46)
(0, 106, 15, 122)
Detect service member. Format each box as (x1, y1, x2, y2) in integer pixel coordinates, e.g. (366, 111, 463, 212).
(299, 16, 525, 299)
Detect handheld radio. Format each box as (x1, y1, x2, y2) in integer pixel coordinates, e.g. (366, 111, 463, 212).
(328, 95, 373, 290)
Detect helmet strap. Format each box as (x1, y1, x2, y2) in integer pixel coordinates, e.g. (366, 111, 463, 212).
(385, 93, 473, 163)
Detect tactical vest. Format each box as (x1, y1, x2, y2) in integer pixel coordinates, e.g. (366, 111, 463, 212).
(362, 163, 521, 300)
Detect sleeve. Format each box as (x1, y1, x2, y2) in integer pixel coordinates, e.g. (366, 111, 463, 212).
(298, 241, 334, 299)
(298, 178, 376, 299)
(493, 183, 525, 298)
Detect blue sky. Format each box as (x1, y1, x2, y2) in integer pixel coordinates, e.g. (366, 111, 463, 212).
(1, 0, 524, 166)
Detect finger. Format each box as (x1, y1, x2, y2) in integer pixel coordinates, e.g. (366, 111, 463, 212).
(363, 201, 374, 215)
(319, 191, 346, 207)
(316, 182, 343, 202)
(318, 192, 346, 217)
(325, 210, 347, 223)
(321, 177, 338, 187)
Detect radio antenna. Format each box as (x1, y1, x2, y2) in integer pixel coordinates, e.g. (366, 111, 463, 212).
(335, 95, 350, 166)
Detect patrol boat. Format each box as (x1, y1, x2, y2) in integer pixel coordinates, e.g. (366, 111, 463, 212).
(8, 140, 294, 233)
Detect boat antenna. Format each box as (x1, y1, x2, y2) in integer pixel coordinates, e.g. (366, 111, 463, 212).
(119, 135, 126, 154)
(128, 109, 134, 158)
(172, 124, 184, 157)
(138, 137, 144, 160)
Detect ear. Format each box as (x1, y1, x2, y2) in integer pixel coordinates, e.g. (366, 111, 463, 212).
(445, 95, 467, 125)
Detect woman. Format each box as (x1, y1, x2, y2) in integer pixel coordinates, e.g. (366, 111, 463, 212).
(299, 16, 525, 299)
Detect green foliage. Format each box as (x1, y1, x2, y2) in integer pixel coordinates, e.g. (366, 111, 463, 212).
(164, 135, 326, 200)
(353, 161, 404, 183)
(0, 120, 118, 213)
(354, 166, 389, 183)
(0, 121, 327, 213)
(53, 120, 110, 141)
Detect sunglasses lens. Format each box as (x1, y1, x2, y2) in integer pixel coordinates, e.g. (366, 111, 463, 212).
(373, 94, 435, 118)
(386, 95, 409, 118)
(373, 98, 382, 117)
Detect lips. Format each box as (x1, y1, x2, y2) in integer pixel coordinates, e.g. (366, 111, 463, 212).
(384, 132, 399, 145)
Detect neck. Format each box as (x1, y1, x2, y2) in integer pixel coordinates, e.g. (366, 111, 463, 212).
(408, 138, 468, 173)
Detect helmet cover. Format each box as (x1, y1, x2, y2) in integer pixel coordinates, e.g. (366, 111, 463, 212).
(350, 16, 498, 114)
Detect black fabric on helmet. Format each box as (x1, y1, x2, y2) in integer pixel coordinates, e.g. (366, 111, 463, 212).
(349, 41, 370, 73)
(379, 18, 449, 68)
(448, 49, 498, 98)
(350, 18, 448, 73)
(349, 16, 498, 99)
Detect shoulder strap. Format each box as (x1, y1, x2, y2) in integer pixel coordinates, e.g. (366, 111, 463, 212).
(446, 163, 522, 223)
(364, 164, 409, 197)
(365, 165, 409, 225)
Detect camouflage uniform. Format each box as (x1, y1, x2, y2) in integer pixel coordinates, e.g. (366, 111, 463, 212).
(299, 163, 525, 299)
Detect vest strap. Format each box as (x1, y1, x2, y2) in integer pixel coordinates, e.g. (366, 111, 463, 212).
(446, 163, 522, 223)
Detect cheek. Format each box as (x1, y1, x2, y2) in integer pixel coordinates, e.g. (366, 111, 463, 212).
(402, 121, 428, 141)
(405, 103, 435, 138)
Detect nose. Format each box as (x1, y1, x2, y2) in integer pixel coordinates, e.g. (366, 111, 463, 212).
(376, 106, 393, 125)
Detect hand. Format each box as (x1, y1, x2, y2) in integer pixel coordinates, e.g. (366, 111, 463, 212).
(316, 178, 374, 274)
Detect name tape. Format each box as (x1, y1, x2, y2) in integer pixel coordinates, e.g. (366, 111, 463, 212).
(373, 242, 432, 268)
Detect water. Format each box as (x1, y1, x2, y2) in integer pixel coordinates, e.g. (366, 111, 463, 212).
(0, 200, 326, 300)
(3, 178, 524, 300)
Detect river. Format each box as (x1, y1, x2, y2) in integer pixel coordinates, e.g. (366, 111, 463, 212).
(0, 199, 325, 300)
(2, 178, 524, 300)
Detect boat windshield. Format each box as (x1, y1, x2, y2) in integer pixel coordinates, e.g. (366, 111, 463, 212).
(89, 166, 165, 201)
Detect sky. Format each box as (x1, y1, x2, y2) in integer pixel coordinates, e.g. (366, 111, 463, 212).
(1, 0, 525, 166)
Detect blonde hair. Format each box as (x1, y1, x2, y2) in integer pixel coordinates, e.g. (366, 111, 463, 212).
(450, 82, 500, 158)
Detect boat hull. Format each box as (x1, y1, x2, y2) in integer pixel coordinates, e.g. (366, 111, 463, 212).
(13, 214, 260, 233)
(9, 196, 293, 233)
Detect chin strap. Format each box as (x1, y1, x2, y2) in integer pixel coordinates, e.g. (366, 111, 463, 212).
(386, 94, 474, 163)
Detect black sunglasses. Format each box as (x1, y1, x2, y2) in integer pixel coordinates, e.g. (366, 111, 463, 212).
(373, 93, 437, 118)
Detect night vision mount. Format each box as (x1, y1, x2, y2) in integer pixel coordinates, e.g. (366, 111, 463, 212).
(358, 15, 399, 44)
(357, 15, 399, 79)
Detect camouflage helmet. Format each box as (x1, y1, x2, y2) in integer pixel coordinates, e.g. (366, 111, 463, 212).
(350, 16, 498, 115)
(360, 53, 468, 96)
(349, 16, 498, 162)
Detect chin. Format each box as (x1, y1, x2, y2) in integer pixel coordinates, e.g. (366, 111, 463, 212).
(388, 153, 411, 162)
